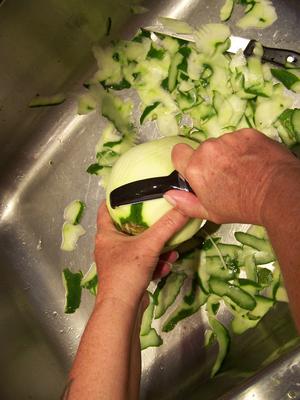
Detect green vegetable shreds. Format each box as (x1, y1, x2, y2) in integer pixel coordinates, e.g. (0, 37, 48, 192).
(60, 11, 295, 378)
(29, 93, 66, 107)
(62, 268, 83, 313)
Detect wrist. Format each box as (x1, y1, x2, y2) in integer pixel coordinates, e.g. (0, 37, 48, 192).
(95, 281, 145, 310)
(94, 295, 141, 314)
(260, 161, 300, 229)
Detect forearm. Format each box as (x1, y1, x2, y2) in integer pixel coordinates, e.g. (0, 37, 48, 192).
(128, 299, 145, 400)
(262, 164, 300, 332)
(66, 297, 141, 400)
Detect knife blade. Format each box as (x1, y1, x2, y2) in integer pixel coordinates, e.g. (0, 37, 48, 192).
(110, 170, 194, 209)
(144, 25, 300, 68)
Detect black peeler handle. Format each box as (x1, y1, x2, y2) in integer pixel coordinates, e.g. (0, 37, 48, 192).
(110, 171, 194, 208)
(244, 39, 300, 68)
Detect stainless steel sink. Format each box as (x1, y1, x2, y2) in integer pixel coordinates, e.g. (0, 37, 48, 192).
(0, 0, 300, 399)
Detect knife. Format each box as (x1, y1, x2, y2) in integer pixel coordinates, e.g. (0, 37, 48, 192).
(110, 170, 194, 208)
(144, 26, 300, 68)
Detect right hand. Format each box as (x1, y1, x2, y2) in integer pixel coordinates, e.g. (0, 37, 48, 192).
(164, 129, 299, 225)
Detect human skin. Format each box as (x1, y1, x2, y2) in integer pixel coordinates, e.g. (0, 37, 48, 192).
(64, 204, 188, 400)
(64, 128, 300, 399)
(164, 128, 300, 332)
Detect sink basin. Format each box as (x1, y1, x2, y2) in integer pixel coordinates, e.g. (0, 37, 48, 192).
(0, 0, 299, 399)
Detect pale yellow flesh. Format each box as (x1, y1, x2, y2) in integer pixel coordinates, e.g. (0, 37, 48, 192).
(106, 136, 204, 247)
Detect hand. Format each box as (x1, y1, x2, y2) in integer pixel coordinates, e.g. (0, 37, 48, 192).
(94, 203, 188, 307)
(164, 129, 298, 225)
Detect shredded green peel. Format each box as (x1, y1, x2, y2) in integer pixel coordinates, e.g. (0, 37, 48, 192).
(62, 269, 83, 313)
(29, 93, 66, 108)
(60, 13, 293, 378)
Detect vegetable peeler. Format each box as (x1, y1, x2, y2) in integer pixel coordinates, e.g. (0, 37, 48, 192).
(110, 170, 194, 208)
(144, 26, 300, 68)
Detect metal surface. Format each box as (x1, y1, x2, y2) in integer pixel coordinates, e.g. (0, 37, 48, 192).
(0, 0, 299, 399)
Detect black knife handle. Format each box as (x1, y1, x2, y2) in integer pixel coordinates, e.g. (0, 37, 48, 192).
(244, 39, 300, 68)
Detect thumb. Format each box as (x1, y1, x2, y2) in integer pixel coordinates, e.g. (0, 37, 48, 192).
(172, 143, 194, 178)
(141, 207, 188, 251)
(164, 190, 209, 220)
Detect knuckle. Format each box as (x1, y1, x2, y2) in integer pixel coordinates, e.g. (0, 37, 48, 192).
(239, 128, 251, 134)
(201, 137, 216, 149)
(164, 216, 175, 229)
(186, 160, 200, 182)
(199, 138, 219, 157)
(172, 143, 183, 156)
(238, 128, 257, 139)
(220, 131, 234, 142)
(172, 143, 187, 163)
(186, 149, 206, 182)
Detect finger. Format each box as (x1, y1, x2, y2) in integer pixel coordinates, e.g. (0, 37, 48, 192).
(159, 250, 179, 264)
(152, 262, 171, 280)
(172, 143, 194, 178)
(141, 207, 189, 251)
(97, 201, 115, 231)
(164, 190, 209, 220)
(140, 291, 150, 312)
(153, 250, 179, 279)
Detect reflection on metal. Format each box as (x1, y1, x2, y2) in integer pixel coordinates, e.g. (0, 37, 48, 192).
(0, 0, 300, 399)
(220, 348, 300, 400)
(167, 0, 198, 19)
(1, 198, 17, 222)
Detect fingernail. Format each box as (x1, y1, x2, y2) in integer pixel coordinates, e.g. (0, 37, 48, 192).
(173, 251, 179, 261)
(163, 193, 177, 207)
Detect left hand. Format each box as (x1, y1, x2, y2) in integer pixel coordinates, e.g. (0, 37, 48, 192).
(94, 202, 188, 308)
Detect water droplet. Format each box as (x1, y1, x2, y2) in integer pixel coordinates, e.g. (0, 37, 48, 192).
(52, 311, 58, 317)
(59, 329, 64, 334)
(36, 239, 42, 250)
